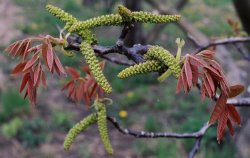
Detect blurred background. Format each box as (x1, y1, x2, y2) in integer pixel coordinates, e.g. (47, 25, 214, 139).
(0, 0, 250, 157)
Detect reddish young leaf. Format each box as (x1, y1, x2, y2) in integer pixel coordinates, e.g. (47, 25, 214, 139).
(227, 104, 241, 125)
(209, 94, 227, 124)
(21, 40, 31, 58)
(81, 65, 91, 75)
(184, 59, 193, 88)
(198, 50, 215, 59)
(176, 74, 183, 94)
(190, 64, 199, 85)
(203, 77, 212, 98)
(66, 67, 80, 79)
(42, 44, 48, 66)
(14, 39, 27, 56)
(11, 62, 27, 74)
(204, 71, 215, 95)
(8, 41, 21, 56)
(89, 83, 98, 98)
(23, 55, 38, 71)
(54, 54, 66, 75)
(217, 107, 229, 143)
(47, 43, 54, 71)
(76, 81, 85, 102)
(19, 73, 30, 92)
(188, 55, 206, 67)
(181, 69, 189, 93)
(33, 62, 41, 86)
(228, 85, 244, 98)
(62, 80, 74, 91)
(227, 119, 235, 136)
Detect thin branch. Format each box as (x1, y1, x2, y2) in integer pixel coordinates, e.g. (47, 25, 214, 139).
(65, 26, 150, 64)
(107, 116, 211, 138)
(228, 98, 250, 107)
(100, 55, 134, 66)
(188, 137, 203, 158)
(194, 36, 250, 54)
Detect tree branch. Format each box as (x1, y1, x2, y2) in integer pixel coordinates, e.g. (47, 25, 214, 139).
(194, 36, 250, 54)
(107, 116, 211, 138)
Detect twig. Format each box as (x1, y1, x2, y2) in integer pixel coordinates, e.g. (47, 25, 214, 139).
(188, 137, 203, 158)
(107, 116, 211, 138)
(228, 98, 250, 107)
(65, 26, 150, 64)
(194, 37, 250, 54)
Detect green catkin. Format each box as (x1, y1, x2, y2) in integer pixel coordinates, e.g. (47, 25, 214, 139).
(95, 101, 113, 154)
(117, 60, 163, 79)
(69, 14, 124, 32)
(132, 12, 181, 23)
(145, 46, 181, 78)
(64, 113, 97, 150)
(80, 41, 112, 93)
(117, 5, 133, 22)
(46, 5, 77, 29)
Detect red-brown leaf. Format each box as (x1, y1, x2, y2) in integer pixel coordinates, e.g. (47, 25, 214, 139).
(227, 104, 241, 125)
(47, 43, 54, 71)
(228, 85, 244, 98)
(42, 44, 48, 66)
(19, 73, 30, 92)
(190, 64, 199, 85)
(227, 119, 235, 136)
(62, 80, 74, 91)
(209, 94, 227, 124)
(21, 40, 31, 58)
(76, 81, 85, 102)
(198, 50, 215, 59)
(11, 62, 27, 74)
(33, 62, 41, 86)
(89, 83, 98, 98)
(204, 72, 215, 96)
(188, 55, 205, 67)
(81, 65, 91, 75)
(66, 67, 80, 79)
(176, 75, 183, 94)
(23, 55, 38, 71)
(54, 54, 66, 75)
(217, 107, 229, 143)
(181, 69, 189, 93)
(203, 77, 212, 98)
(14, 39, 27, 56)
(184, 59, 193, 88)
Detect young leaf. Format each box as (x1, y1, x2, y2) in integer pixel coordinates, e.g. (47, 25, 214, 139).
(217, 107, 229, 143)
(228, 85, 244, 98)
(47, 43, 54, 71)
(227, 104, 241, 125)
(11, 62, 27, 74)
(66, 67, 80, 79)
(227, 119, 235, 136)
(23, 55, 38, 71)
(209, 94, 227, 124)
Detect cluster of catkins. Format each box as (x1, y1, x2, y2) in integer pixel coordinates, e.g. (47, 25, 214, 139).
(46, 4, 182, 94)
(46, 4, 183, 154)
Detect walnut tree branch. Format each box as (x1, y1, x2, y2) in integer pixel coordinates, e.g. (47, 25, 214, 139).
(107, 116, 211, 139)
(194, 36, 250, 55)
(65, 25, 151, 64)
